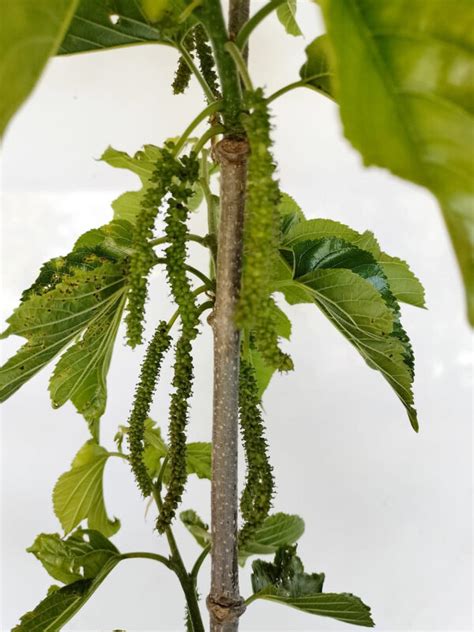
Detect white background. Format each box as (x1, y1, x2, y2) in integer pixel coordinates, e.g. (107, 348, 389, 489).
(1, 3, 472, 631)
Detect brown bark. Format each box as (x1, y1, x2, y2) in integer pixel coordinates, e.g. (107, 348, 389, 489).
(207, 2, 250, 630)
(208, 138, 249, 632)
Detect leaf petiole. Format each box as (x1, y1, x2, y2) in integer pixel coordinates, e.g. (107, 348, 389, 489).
(193, 125, 225, 155)
(177, 42, 215, 102)
(172, 100, 223, 157)
(235, 0, 286, 50)
(266, 76, 336, 104)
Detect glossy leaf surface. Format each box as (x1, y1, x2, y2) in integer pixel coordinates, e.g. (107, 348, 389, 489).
(275, 231, 419, 429)
(0, 0, 78, 136)
(58, 0, 191, 55)
(321, 0, 474, 323)
(283, 218, 425, 308)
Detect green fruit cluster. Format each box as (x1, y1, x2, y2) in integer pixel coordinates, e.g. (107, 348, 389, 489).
(236, 89, 290, 371)
(171, 25, 220, 98)
(172, 31, 194, 95)
(125, 145, 177, 347)
(157, 150, 201, 532)
(194, 24, 221, 98)
(128, 321, 172, 497)
(238, 359, 274, 546)
(254, 297, 294, 372)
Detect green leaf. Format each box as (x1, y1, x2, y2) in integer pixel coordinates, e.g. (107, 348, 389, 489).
(186, 442, 212, 480)
(239, 513, 305, 566)
(28, 534, 83, 585)
(283, 218, 425, 308)
(53, 442, 120, 537)
(16, 529, 120, 631)
(101, 145, 203, 222)
(277, 1, 303, 37)
(13, 568, 119, 632)
(0, 221, 130, 434)
(300, 35, 334, 99)
(180, 509, 211, 548)
(279, 192, 306, 236)
(251, 546, 325, 596)
(181, 511, 305, 566)
(58, 0, 192, 55)
(27, 529, 119, 585)
(248, 546, 374, 627)
(275, 237, 418, 430)
(0, 0, 79, 136)
(320, 0, 474, 324)
(49, 292, 126, 437)
(251, 589, 375, 627)
(141, 419, 212, 481)
(247, 304, 292, 397)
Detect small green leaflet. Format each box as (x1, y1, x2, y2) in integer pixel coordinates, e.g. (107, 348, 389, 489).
(185, 442, 212, 480)
(300, 35, 335, 100)
(180, 509, 211, 548)
(279, 192, 306, 236)
(239, 513, 305, 566)
(276, 1, 302, 37)
(0, 220, 131, 436)
(320, 0, 474, 324)
(101, 145, 203, 223)
(0, 0, 79, 136)
(247, 302, 292, 397)
(14, 531, 120, 632)
(53, 441, 120, 537)
(248, 546, 374, 627)
(58, 0, 194, 55)
(275, 231, 419, 430)
(140, 419, 212, 481)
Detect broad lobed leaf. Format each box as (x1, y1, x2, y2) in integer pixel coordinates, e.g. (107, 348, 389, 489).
(320, 0, 474, 324)
(0, 221, 132, 436)
(53, 441, 120, 537)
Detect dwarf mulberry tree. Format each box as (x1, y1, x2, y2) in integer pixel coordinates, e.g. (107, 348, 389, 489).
(1, 1, 473, 631)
